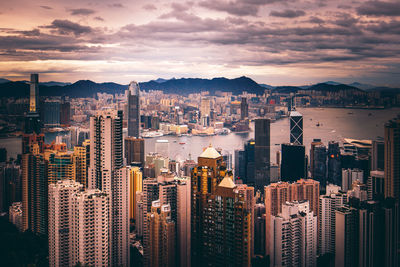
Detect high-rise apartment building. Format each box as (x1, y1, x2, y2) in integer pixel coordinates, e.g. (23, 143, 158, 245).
(145, 200, 176, 267)
(73, 145, 87, 187)
(289, 111, 303, 145)
(318, 184, 347, 256)
(384, 117, 400, 200)
(127, 81, 140, 138)
(129, 166, 143, 222)
(46, 150, 76, 184)
(341, 168, 363, 192)
(281, 143, 306, 182)
(269, 201, 317, 267)
(335, 205, 358, 267)
(48, 180, 83, 267)
(254, 118, 270, 188)
(70, 189, 109, 266)
(125, 137, 145, 166)
(177, 178, 191, 267)
(367, 170, 384, 200)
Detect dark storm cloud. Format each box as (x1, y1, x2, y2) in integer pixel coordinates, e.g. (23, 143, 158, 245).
(270, 9, 306, 18)
(357, 1, 400, 16)
(42, 20, 92, 36)
(69, 8, 96, 16)
(40, 5, 52, 10)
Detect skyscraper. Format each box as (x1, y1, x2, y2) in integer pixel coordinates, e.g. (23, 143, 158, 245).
(384, 117, 400, 200)
(25, 74, 41, 134)
(281, 143, 306, 182)
(327, 141, 341, 186)
(269, 201, 317, 267)
(372, 139, 384, 171)
(310, 139, 323, 179)
(191, 145, 226, 266)
(125, 137, 145, 166)
(255, 118, 270, 188)
(129, 166, 143, 222)
(145, 200, 176, 267)
(177, 178, 191, 267)
(73, 145, 88, 187)
(312, 144, 327, 188)
(48, 180, 83, 267)
(335, 205, 358, 267)
(289, 111, 303, 145)
(46, 150, 76, 184)
(241, 97, 248, 120)
(127, 81, 140, 138)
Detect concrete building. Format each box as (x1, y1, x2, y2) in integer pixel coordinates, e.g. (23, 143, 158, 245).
(9, 202, 23, 231)
(48, 180, 83, 267)
(269, 201, 317, 267)
(254, 118, 270, 188)
(125, 137, 145, 166)
(289, 111, 303, 145)
(177, 178, 191, 267)
(129, 167, 143, 222)
(335, 205, 358, 267)
(384, 117, 400, 200)
(127, 81, 140, 138)
(342, 168, 363, 192)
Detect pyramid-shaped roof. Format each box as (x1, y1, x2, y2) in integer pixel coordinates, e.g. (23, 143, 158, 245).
(199, 145, 221, 159)
(218, 176, 236, 189)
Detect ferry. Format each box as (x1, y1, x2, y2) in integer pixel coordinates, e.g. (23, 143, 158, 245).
(179, 142, 186, 145)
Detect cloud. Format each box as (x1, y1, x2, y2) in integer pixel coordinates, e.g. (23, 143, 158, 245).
(270, 9, 306, 18)
(308, 16, 324, 24)
(94, 16, 105, 21)
(357, 1, 400, 16)
(69, 8, 96, 16)
(42, 20, 92, 36)
(40, 5, 52, 10)
(108, 3, 124, 8)
(142, 4, 157, 11)
(198, 0, 274, 16)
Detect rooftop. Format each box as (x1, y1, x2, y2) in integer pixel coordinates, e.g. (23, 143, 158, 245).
(199, 145, 221, 159)
(218, 176, 236, 189)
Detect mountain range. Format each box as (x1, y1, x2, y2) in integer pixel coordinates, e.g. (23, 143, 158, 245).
(0, 76, 398, 98)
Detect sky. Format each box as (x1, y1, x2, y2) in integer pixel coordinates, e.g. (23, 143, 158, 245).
(0, 0, 399, 86)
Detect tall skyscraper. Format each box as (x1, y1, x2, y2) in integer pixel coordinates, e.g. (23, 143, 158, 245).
(127, 81, 140, 138)
(327, 141, 341, 186)
(125, 137, 145, 166)
(177, 178, 191, 267)
(42, 99, 61, 127)
(70, 189, 110, 266)
(318, 184, 347, 256)
(310, 139, 323, 179)
(200, 97, 211, 118)
(88, 109, 128, 266)
(129, 166, 143, 222)
(73, 145, 88, 187)
(312, 143, 327, 188)
(255, 118, 270, 188)
(335, 205, 358, 267)
(48, 180, 83, 267)
(372, 139, 384, 171)
(25, 74, 41, 134)
(46, 150, 76, 184)
(289, 111, 303, 145)
(145, 200, 176, 267)
(241, 97, 248, 120)
(281, 143, 306, 182)
(191, 145, 226, 266)
(384, 117, 400, 200)
(269, 201, 317, 267)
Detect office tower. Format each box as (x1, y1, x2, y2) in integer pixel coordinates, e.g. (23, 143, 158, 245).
(235, 149, 246, 181)
(47, 150, 76, 184)
(255, 118, 270, 188)
(9, 202, 23, 231)
(200, 97, 211, 118)
(254, 203, 266, 256)
(191, 145, 226, 265)
(327, 141, 341, 185)
(318, 184, 347, 256)
(182, 159, 197, 177)
(42, 99, 61, 127)
(245, 139, 256, 185)
(341, 168, 363, 192)
(48, 180, 83, 267)
(367, 170, 385, 200)
(241, 97, 248, 120)
(310, 139, 322, 178)
(269, 201, 317, 267)
(125, 137, 145, 166)
(60, 101, 70, 125)
(70, 189, 109, 266)
(384, 117, 400, 200)
(21, 152, 48, 234)
(312, 144, 327, 188)
(289, 111, 303, 145)
(177, 179, 191, 267)
(73, 146, 87, 187)
(281, 143, 306, 182)
(135, 191, 144, 236)
(25, 74, 41, 134)
(372, 139, 384, 171)
(264, 179, 319, 256)
(335, 205, 358, 267)
(127, 81, 140, 138)
(130, 167, 143, 222)
(0, 148, 6, 162)
(155, 139, 169, 158)
(145, 201, 176, 267)
(383, 198, 399, 267)
(0, 162, 21, 212)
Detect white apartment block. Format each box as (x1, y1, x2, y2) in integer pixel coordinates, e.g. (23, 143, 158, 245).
(48, 180, 83, 267)
(270, 201, 317, 267)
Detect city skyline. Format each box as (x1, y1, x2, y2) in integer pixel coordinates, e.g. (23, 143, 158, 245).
(0, 0, 400, 86)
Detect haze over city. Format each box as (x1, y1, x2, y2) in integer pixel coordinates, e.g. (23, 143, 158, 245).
(1, 0, 400, 86)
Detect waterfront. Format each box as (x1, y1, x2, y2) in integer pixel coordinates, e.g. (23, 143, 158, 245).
(1, 107, 399, 161)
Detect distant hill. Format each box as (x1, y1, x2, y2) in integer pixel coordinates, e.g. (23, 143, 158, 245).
(307, 83, 362, 92)
(40, 81, 71, 87)
(0, 78, 10, 84)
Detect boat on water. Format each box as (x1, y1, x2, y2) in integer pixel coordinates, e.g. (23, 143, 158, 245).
(179, 142, 185, 145)
(316, 122, 320, 127)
